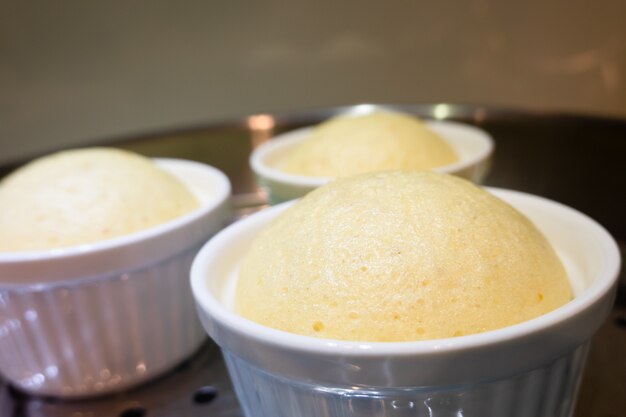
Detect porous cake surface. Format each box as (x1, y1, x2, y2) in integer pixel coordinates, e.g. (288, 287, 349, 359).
(281, 112, 457, 177)
(0, 148, 198, 251)
(236, 171, 571, 342)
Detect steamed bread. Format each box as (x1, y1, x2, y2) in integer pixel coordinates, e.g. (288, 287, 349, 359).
(281, 112, 458, 177)
(0, 148, 198, 251)
(235, 171, 571, 342)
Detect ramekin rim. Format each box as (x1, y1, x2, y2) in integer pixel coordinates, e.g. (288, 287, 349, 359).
(0, 157, 231, 263)
(249, 120, 494, 187)
(191, 187, 621, 358)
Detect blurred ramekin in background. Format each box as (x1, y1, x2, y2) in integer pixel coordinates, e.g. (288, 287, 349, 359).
(0, 158, 231, 398)
(251, 120, 493, 203)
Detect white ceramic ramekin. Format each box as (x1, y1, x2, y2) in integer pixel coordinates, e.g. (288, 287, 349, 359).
(0, 158, 231, 398)
(191, 189, 620, 417)
(250, 120, 494, 203)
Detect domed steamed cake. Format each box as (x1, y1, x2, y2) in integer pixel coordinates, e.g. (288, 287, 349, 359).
(235, 171, 571, 342)
(0, 148, 198, 251)
(280, 112, 458, 177)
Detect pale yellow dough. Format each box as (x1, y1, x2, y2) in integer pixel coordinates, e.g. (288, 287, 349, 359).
(0, 148, 198, 251)
(281, 112, 458, 177)
(236, 171, 571, 342)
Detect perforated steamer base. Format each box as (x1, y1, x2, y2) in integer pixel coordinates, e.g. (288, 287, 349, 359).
(0, 104, 624, 417)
